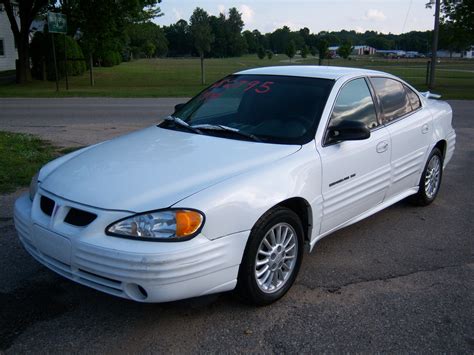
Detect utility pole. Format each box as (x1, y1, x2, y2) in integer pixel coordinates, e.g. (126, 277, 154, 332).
(429, 0, 441, 90)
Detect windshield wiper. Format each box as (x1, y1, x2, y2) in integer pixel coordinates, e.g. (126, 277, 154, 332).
(191, 124, 262, 142)
(164, 116, 202, 134)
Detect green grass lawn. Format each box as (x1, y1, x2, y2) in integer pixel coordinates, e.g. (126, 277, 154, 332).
(0, 55, 473, 99)
(0, 131, 82, 194)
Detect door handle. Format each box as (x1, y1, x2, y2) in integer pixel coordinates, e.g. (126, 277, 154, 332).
(376, 141, 389, 153)
(421, 124, 429, 134)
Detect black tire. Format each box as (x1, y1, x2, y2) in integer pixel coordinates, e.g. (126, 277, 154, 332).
(236, 207, 304, 306)
(409, 147, 443, 206)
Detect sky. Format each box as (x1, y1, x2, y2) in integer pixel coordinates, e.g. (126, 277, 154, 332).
(154, 0, 436, 35)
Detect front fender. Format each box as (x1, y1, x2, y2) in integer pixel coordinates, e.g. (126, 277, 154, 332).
(38, 142, 104, 182)
(173, 143, 322, 242)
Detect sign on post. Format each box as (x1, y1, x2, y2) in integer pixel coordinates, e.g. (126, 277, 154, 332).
(47, 12, 67, 34)
(47, 12, 68, 91)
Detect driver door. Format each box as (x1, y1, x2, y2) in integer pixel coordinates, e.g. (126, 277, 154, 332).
(319, 78, 391, 234)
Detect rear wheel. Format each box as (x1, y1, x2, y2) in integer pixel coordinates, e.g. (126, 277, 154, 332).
(409, 147, 443, 206)
(236, 207, 304, 306)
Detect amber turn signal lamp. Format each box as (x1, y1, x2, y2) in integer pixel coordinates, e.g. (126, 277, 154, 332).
(176, 210, 203, 237)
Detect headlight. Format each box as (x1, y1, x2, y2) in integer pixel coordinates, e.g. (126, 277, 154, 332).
(106, 209, 204, 241)
(29, 171, 40, 201)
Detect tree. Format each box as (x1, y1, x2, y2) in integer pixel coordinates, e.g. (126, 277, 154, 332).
(266, 50, 273, 60)
(62, 0, 163, 84)
(317, 39, 329, 65)
(269, 26, 291, 53)
(301, 45, 309, 58)
(164, 20, 192, 56)
(439, 22, 471, 57)
(285, 40, 296, 62)
(226, 7, 246, 56)
(337, 40, 352, 59)
(257, 46, 266, 59)
(243, 30, 257, 53)
(209, 13, 227, 57)
(1, 0, 49, 83)
(190, 7, 214, 84)
(440, 0, 473, 34)
(366, 36, 392, 50)
(438, 0, 474, 52)
(127, 22, 168, 58)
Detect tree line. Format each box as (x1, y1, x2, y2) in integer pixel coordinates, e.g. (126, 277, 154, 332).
(1, 0, 472, 84)
(163, 6, 472, 60)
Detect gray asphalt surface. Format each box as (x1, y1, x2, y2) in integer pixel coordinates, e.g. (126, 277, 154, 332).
(0, 98, 185, 146)
(0, 99, 473, 352)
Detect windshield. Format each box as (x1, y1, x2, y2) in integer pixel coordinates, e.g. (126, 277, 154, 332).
(160, 74, 334, 144)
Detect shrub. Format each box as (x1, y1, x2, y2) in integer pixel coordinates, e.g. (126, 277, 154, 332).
(30, 32, 86, 81)
(97, 50, 122, 67)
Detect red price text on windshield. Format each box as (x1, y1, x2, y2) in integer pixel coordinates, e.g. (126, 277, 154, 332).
(211, 79, 275, 94)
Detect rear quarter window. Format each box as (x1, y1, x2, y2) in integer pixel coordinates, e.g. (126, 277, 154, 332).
(404, 85, 421, 111)
(371, 77, 412, 123)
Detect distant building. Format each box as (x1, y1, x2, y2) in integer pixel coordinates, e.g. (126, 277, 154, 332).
(466, 46, 474, 59)
(328, 46, 339, 57)
(437, 46, 474, 59)
(406, 51, 421, 58)
(0, 3, 19, 71)
(328, 45, 376, 57)
(376, 49, 407, 58)
(352, 45, 376, 55)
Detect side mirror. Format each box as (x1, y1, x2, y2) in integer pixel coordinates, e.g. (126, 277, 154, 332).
(174, 103, 186, 113)
(325, 120, 370, 145)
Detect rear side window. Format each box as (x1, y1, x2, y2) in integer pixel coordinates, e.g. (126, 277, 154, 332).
(329, 78, 378, 130)
(404, 85, 421, 111)
(371, 77, 412, 123)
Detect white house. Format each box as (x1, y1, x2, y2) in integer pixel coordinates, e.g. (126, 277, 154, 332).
(0, 3, 19, 71)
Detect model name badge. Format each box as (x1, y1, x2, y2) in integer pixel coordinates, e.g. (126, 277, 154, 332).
(329, 173, 356, 187)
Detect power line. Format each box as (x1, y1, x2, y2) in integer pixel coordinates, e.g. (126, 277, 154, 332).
(401, 0, 414, 34)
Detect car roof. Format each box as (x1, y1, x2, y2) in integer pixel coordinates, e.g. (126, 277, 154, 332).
(235, 65, 387, 80)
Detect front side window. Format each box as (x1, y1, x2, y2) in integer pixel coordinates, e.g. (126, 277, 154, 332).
(160, 75, 334, 144)
(371, 77, 412, 123)
(328, 78, 378, 130)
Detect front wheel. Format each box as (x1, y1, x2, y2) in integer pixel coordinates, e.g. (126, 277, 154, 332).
(236, 207, 304, 306)
(409, 147, 443, 206)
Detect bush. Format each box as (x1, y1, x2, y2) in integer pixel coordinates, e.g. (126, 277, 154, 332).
(30, 32, 86, 81)
(97, 50, 122, 67)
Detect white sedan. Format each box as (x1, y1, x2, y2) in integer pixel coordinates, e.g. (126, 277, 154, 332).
(14, 66, 456, 305)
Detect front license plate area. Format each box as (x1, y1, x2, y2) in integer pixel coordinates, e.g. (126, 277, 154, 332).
(32, 224, 71, 265)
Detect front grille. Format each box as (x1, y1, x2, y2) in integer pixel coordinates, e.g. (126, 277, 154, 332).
(40, 196, 55, 216)
(64, 208, 97, 227)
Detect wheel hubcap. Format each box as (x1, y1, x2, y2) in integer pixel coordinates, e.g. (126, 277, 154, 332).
(424, 154, 441, 199)
(255, 223, 298, 294)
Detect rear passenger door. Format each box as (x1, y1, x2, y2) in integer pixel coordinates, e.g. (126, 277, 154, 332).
(319, 78, 391, 234)
(369, 77, 432, 199)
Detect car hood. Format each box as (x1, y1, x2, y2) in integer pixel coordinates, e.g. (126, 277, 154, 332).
(40, 126, 301, 212)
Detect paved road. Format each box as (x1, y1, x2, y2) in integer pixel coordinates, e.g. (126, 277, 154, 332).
(0, 98, 185, 146)
(0, 100, 473, 352)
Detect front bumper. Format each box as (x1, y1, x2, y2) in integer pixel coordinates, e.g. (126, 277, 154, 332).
(14, 192, 249, 302)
